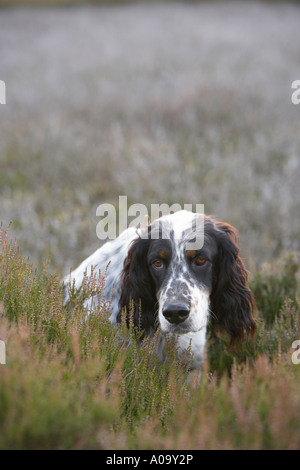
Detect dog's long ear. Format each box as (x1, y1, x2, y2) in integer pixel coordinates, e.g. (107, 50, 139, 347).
(210, 222, 256, 347)
(118, 236, 157, 335)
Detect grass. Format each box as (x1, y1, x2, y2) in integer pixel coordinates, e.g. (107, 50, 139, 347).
(1, 224, 300, 450)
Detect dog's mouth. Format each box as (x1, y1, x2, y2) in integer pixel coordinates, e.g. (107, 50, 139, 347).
(161, 320, 205, 335)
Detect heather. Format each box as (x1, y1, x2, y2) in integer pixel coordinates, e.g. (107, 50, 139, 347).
(1, 225, 300, 449)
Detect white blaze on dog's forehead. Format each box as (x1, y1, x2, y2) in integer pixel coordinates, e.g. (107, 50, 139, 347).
(159, 210, 200, 240)
(142, 210, 204, 244)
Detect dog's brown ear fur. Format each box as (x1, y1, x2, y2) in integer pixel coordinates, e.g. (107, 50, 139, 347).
(118, 237, 157, 335)
(210, 221, 257, 347)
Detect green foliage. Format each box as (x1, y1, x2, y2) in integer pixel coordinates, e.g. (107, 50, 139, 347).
(207, 254, 300, 376)
(250, 254, 299, 324)
(1, 225, 300, 449)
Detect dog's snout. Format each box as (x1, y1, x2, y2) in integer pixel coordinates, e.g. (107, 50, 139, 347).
(163, 304, 190, 324)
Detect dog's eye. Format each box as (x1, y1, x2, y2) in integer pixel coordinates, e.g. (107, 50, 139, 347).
(195, 257, 206, 266)
(152, 260, 164, 269)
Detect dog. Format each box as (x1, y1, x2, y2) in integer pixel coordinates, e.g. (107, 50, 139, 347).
(63, 210, 256, 378)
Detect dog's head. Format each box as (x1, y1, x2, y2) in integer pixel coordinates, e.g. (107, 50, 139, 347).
(119, 210, 256, 345)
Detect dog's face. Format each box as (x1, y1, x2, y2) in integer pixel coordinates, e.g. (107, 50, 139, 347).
(146, 213, 216, 335)
(119, 210, 256, 346)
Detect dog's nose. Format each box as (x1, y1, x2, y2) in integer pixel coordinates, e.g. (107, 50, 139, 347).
(163, 304, 190, 324)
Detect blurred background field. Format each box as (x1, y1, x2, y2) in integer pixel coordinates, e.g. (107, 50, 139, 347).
(0, 1, 300, 277)
(0, 1, 300, 276)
